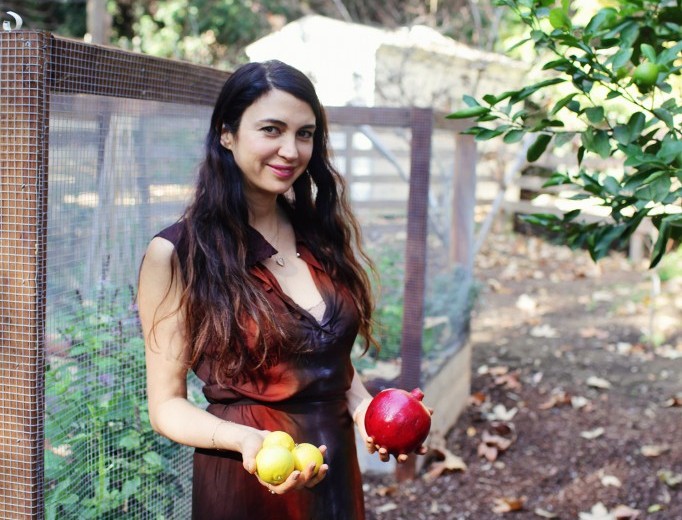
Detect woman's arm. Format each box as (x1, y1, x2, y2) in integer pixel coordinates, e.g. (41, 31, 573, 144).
(138, 238, 264, 466)
(346, 367, 397, 463)
(139, 236, 328, 492)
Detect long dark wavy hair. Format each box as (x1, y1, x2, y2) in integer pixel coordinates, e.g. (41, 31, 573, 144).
(175, 60, 376, 383)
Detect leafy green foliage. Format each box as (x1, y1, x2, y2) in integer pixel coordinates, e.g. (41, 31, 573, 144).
(448, 0, 682, 267)
(367, 245, 476, 362)
(44, 286, 184, 519)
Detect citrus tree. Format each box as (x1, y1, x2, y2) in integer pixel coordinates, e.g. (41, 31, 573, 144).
(448, 0, 682, 267)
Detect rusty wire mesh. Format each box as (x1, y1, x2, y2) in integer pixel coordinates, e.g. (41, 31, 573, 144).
(1, 30, 472, 517)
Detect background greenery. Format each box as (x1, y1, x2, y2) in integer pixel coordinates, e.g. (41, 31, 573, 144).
(2, 0, 522, 67)
(448, 0, 681, 267)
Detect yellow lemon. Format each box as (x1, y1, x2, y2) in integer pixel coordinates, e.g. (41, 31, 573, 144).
(262, 430, 296, 451)
(291, 443, 324, 475)
(256, 445, 295, 484)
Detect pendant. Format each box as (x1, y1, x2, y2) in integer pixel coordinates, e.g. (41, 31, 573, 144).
(275, 256, 285, 267)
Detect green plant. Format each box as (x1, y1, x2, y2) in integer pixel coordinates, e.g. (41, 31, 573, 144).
(658, 244, 682, 282)
(44, 285, 185, 519)
(367, 245, 477, 362)
(448, 0, 682, 267)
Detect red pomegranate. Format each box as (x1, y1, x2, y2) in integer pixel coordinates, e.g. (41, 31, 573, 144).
(364, 387, 431, 455)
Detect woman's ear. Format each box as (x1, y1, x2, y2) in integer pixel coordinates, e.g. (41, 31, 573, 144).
(220, 129, 233, 150)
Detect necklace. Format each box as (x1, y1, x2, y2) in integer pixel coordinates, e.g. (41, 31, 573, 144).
(264, 215, 286, 267)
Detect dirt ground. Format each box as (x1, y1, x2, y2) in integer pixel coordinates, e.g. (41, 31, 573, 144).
(363, 229, 682, 519)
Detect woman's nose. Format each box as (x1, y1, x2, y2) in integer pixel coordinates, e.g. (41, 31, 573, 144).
(278, 136, 299, 160)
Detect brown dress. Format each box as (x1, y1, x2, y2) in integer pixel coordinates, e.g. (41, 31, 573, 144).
(156, 222, 366, 520)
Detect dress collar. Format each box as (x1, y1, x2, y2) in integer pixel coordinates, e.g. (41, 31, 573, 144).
(245, 226, 324, 271)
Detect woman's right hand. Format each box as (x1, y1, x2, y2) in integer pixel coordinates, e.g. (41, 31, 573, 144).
(243, 431, 328, 494)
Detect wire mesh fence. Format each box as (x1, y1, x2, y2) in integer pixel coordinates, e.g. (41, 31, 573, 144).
(1, 30, 475, 518)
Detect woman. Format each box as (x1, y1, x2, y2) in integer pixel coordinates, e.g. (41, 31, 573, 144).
(138, 60, 420, 520)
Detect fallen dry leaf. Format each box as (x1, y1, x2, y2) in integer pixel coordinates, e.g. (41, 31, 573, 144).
(657, 469, 682, 488)
(530, 324, 559, 338)
(599, 473, 622, 488)
(539, 390, 572, 410)
(494, 371, 523, 390)
(489, 365, 511, 376)
(662, 395, 682, 407)
(516, 293, 538, 313)
(578, 502, 613, 520)
(469, 391, 487, 406)
(586, 376, 612, 389)
(580, 427, 605, 440)
(612, 504, 641, 519)
(422, 445, 467, 483)
(486, 404, 518, 422)
(478, 428, 514, 462)
(571, 395, 592, 410)
(373, 484, 398, 497)
(374, 502, 398, 514)
(492, 496, 526, 514)
(640, 444, 670, 457)
(579, 326, 610, 339)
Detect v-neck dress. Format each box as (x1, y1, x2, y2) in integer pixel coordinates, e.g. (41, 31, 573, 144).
(155, 222, 365, 520)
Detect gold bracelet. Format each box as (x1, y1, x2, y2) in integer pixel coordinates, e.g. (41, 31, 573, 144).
(211, 420, 226, 450)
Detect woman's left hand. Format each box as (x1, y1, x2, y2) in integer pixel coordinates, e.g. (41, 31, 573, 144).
(354, 399, 432, 463)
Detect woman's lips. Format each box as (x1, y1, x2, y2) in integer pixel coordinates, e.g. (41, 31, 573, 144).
(269, 165, 296, 178)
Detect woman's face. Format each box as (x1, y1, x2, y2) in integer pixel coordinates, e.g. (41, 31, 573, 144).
(221, 89, 316, 206)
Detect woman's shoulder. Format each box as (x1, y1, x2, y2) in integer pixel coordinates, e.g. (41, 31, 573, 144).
(154, 220, 184, 246)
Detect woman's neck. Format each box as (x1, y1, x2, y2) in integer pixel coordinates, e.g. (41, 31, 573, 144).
(249, 199, 284, 240)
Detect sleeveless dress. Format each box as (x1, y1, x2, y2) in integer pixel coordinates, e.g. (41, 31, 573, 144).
(155, 222, 366, 520)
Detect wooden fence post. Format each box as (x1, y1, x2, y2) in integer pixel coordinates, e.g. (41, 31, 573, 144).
(396, 108, 433, 481)
(0, 30, 50, 519)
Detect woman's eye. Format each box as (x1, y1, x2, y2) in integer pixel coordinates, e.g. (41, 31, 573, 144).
(298, 130, 314, 139)
(261, 126, 280, 135)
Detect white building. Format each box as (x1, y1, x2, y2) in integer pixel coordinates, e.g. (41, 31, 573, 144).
(246, 15, 527, 111)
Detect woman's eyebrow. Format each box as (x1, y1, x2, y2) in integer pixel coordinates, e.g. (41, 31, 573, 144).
(257, 118, 316, 130)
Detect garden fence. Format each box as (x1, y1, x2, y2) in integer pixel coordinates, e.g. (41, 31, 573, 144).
(0, 30, 475, 518)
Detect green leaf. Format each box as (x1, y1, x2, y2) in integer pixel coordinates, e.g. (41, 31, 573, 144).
(511, 78, 566, 103)
(555, 131, 576, 147)
(527, 133, 552, 162)
(634, 175, 671, 203)
(593, 224, 626, 258)
(503, 129, 526, 144)
(577, 145, 585, 165)
(585, 106, 605, 124)
(603, 175, 621, 195)
(549, 93, 578, 116)
(610, 47, 633, 69)
(651, 214, 682, 267)
(446, 105, 490, 119)
(542, 171, 571, 187)
(659, 139, 682, 164)
(121, 477, 141, 498)
(653, 108, 674, 129)
(463, 95, 480, 107)
(640, 43, 657, 63)
(143, 451, 166, 470)
(582, 128, 611, 158)
(543, 57, 572, 71)
(626, 112, 646, 141)
(659, 42, 682, 66)
(474, 128, 506, 141)
(613, 124, 631, 145)
(585, 7, 618, 34)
